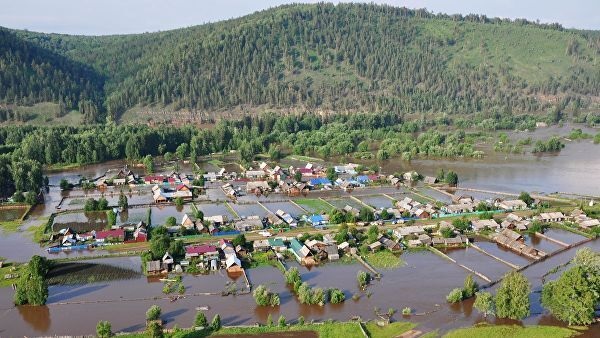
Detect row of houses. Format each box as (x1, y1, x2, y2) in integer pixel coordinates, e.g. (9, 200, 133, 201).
(51, 221, 149, 250)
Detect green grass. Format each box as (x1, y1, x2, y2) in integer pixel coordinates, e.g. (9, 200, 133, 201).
(247, 251, 279, 268)
(363, 250, 404, 269)
(0, 220, 23, 232)
(295, 198, 333, 214)
(443, 324, 577, 338)
(0, 262, 26, 288)
(364, 321, 416, 338)
(118, 322, 364, 338)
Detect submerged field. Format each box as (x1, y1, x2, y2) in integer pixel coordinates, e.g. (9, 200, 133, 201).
(46, 261, 141, 285)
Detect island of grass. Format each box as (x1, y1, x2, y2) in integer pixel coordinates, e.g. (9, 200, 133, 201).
(0, 261, 26, 288)
(363, 250, 404, 269)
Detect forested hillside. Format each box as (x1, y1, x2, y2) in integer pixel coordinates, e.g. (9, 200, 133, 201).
(1, 3, 599, 123)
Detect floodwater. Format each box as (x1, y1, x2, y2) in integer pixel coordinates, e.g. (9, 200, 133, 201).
(523, 234, 563, 254)
(229, 203, 269, 218)
(262, 202, 305, 218)
(474, 241, 533, 268)
(543, 228, 588, 245)
(1, 241, 600, 336)
(356, 195, 394, 209)
(442, 247, 512, 282)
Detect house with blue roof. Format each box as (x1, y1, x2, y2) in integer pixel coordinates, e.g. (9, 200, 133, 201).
(306, 214, 329, 227)
(309, 177, 332, 186)
(356, 175, 370, 184)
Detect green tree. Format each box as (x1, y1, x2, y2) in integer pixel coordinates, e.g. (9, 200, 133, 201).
(329, 288, 346, 304)
(146, 321, 163, 338)
(14, 255, 49, 306)
(495, 271, 530, 320)
(165, 216, 177, 227)
(518, 191, 534, 206)
(164, 152, 174, 162)
(294, 171, 302, 182)
(97, 197, 109, 210)
(96, 321, 112, 338)
(463, 274, 478, 298)
(357, 271, 370, 289)
(12, 191, 25, 203)
(194, 311, 208, 328)
(60, 178, 70, 190)
(146, 305, 162, 321)
(541, 249, 600, 326)
(359, 207, 375, 222)
(232, 234, 247, 247)
(445, 171, 459, 186)
(473, 291, 495, 318)
(118, 192, 128, 209)
(278, 315, 286, 327)
(176, 143, 189, 159)
(446, 288, 464, 303)
(174, 197, 184, 207)
(143, 155, 154, 174)
(24, 191, 38, 205)
(150, 230, 171, 259)
(211, 314, 221, 331)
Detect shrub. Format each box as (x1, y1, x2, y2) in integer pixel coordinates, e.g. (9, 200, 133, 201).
(329, 288, 346, 304)
(96, 321, 112, 338)
(463, 274, 478, 298)
(446, 288, 464, 303)
(402, 307, 412, 315)
(211, 314, 221, 331)
(278, 315, 286, 327)
(357, 270, 371, 289)
(146, 305, 161, 321)
(194, 312, 208, 327)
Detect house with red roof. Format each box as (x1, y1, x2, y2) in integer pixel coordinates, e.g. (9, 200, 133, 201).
(95, 229, 125, 243)
(185, 244, 219, 261)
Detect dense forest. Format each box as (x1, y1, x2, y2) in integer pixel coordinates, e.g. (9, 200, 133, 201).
(1, 3, 599, 123)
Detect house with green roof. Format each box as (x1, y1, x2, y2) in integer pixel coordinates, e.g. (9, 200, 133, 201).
(288, 238, 315, 265)
(268, 238, 287, 252)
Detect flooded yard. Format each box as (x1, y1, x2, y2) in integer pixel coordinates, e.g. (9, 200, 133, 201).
(356, 195, 394, 209)
(150, 205, 194, 226)
(262, 202, 305, 218)
(543, 228, 588, 245)
(230, 203, 269, 218)
(442, 247, 512, 282)
(474, 241, 533, 268)
(523, 234, 563, 254)
(197, 203, 236, 219)
(327, 198, 363, 210)
(52, 211, 108, 232)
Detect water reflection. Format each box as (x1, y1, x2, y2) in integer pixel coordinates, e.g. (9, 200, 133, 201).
(17, 305, 50, 332)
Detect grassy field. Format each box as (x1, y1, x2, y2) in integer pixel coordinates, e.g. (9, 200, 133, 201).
(364, 321, 416, 338)
(0, 262, 26, 288)
(295, 198, 333, 214)
(364, 250, 404, 269)
(443, 324, 578, 338)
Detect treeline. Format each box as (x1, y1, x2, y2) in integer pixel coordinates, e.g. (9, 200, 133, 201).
(0, 110, 544, 198)
(2, 3, 599, 121)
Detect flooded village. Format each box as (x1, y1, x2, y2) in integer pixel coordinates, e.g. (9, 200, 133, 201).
(0, 128, 599, 337)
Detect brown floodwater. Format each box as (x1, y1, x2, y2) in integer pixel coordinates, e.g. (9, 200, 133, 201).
(0, 241, 599, 336)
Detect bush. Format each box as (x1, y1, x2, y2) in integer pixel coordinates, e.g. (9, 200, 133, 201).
(96, 321, 112, 338)
(194, 311, 208, 327)
(278, 315, 286, 327)
(446, 288, 464, 303)
(146, 321, 163, 338)
(252, 285, 280, 306)
(211, 314, 221, 331)
(146, 305, 161, 321)
(402, 307, 412, 315)
(357, 270, 371, 289)
(297, 316, 305, 325)
(463, 274, 478, 298)
(329, 288, 346, 304)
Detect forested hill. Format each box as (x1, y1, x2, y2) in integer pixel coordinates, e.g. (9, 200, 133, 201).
(1, 3, 599, 123)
